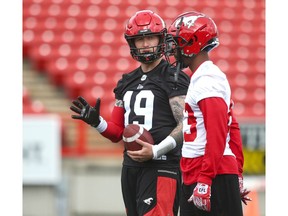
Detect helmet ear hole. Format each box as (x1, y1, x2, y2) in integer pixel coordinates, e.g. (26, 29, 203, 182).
(187, 39, 194, 46)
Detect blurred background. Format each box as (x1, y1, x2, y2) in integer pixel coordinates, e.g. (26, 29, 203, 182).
(22, 0, 265, 215)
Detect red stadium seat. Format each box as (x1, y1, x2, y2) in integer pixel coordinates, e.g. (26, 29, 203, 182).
(23, 0, 266, 120)
(23, 100, 47, 114)
(63, 70, 88, 99)
(80, 86, 115, 121)
(23, 86, 32, 105)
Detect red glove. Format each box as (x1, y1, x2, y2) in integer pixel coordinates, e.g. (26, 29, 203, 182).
(239, 176, 252, 205)
(188, 183, 211, 211)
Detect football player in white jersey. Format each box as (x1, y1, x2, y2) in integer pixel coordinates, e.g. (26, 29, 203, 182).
(168, 11, 251, 216)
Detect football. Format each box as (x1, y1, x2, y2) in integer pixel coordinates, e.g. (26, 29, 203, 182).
(122, 124, 154, 151)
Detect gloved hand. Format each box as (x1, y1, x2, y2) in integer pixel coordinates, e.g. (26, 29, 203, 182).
(188, 183, 211, 211)
(70, 96, 101, 127)
(239, 176, 252, 205)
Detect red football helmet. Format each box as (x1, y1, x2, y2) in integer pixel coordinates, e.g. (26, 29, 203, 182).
(168, 11, 219, 57)
(124, 10, 167, 63)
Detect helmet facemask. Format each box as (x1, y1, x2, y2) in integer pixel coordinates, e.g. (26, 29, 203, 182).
(125, 29, 167, 64)
(165, 16, 190, 69)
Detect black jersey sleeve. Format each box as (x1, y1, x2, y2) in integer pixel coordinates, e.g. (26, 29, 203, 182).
(113, 75, 125, 100)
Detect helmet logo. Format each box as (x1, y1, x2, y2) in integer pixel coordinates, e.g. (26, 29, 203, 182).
(175, 15, 204, 28)
(138, 29, 151, 34)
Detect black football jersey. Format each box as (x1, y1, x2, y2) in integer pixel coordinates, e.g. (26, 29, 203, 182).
(114, 59, 190, 168)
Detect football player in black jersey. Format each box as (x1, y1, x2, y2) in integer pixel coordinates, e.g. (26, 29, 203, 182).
(70, 10, 190, 216)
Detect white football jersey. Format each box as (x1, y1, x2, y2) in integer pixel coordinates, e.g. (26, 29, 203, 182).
(182, 61, 235, 158)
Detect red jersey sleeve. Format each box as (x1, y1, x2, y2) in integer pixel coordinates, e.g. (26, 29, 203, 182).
(100, 106, 125, 143)
(229, 111, 244, 177)
(197, 97, 229, 185)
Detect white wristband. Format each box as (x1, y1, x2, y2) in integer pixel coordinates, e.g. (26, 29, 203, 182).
(94, 116, 107, 133)
(152, 136, 176, 159)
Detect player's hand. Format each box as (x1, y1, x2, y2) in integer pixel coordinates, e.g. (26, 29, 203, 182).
(239, 176, 252, 205)
(188, 183, 211, 211)
(126, 139, 153, 162)
(70, 96, 101, 127)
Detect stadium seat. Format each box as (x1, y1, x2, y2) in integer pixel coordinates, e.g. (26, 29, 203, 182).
(23, 86, 32, 105)
(28, 43, 53, 71)
(63, 70, 88, 99)
(80, 86, 115, 121)
(23, 100, 47, 114)
(45, 56, 70, 86)
(23, 0, 266, 120)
